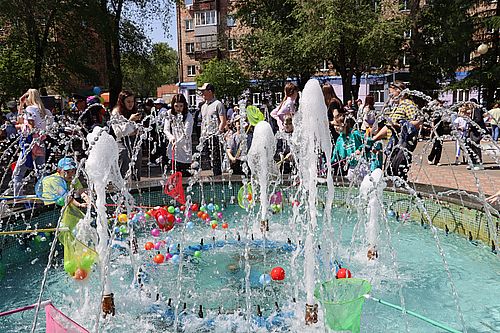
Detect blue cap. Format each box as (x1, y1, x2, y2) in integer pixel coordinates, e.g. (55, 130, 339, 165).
(57, 157, 77, 171)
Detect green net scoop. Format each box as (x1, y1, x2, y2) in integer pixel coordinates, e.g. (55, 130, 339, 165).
(314, 278, 372, 333)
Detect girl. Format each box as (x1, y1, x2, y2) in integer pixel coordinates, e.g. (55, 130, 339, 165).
(13, 89, 53, 197)
(271, 82, 298, 131)
(111, 90, 142, 180)
(322, 83, 343, 143)
(164, 94, 194, 177)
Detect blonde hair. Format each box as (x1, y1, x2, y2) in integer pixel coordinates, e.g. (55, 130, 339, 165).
(25, 89, 47, 118)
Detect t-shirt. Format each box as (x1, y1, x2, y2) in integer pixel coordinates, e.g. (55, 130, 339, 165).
(488, 108, 500, 126)
(164, 111, 194, 164)
(201, 98, 226, 135)
(23, 105, 53, 130)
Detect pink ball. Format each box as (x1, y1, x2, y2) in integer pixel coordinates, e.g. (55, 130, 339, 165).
(175, 217, 182, 224)
(157, 215, 166, 225)
(154, 242, 162, 250)
(151, 228, 160, 237)
(165, 253, 173, 260)
(217, 212, 223, 219)
(187, 211, 193, 218)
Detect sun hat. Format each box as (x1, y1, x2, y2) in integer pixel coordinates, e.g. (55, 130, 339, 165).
(57, 157, 77, 171)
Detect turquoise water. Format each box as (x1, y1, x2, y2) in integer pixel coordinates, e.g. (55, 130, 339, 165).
(0, 205, 499, 332)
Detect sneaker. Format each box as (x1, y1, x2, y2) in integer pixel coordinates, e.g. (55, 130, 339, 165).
(473, 164, 484, 171)
(427, 160, 433, 165)
(436, 163, 442, 166)
(466, 165, 472, 170)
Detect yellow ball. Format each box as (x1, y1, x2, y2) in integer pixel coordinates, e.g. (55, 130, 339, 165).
(118, 214, 128, 224)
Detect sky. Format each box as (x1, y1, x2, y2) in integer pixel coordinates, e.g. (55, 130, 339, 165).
(146, 9, 178, 50)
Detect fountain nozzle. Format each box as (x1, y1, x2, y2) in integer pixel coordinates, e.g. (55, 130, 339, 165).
(305, 303, 318, 325)
(102, 293, 115, 318)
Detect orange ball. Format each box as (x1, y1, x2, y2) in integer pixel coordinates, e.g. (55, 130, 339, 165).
(73, 268, 88, 280)
(197, 211, 203, 218)
(222, 222, 229, 229)
(247, 193, 253, 201)
(153, 253, 165, 264)
(211, 222, 218, 229)
(201, 213, 209, 220)
(336, 268, 352, 279)
(145, 242, 155, 250)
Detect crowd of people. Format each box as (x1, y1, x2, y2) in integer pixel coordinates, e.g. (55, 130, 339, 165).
(1, 81, 499, 204)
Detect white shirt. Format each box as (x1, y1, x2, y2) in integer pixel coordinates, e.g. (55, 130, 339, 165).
(23, 105, 53, 130)
(164, 111, 194, 164)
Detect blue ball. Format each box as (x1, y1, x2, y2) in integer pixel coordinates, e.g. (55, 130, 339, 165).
(175, 207, 180, 213)
(171, 254, 180, 263)
(186, 221, 194, 229)
(169, 244, 176, 253)
(259, 273, 271, 285)
(114, 226, 120, 233)
(93, 86, 101, 95)
(207, 203, 214, 211)
(388, 210, 396, 218)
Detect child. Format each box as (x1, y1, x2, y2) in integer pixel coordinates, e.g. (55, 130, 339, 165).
(453, 105, 469, 165)
(271, 83, 298, 131)
(274, 114, 295, 174)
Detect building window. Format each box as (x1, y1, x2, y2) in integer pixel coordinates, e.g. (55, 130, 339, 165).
(275, 92, 283, 104)
(228, 39, 236, 51)
(185, 0, 193, 6)
(370, 84, 385, 103)
(319, 60, 328, 72)
(186, 43, 195, 54)
(252, 93, 261, 106)
(452, 89, 469, 103)
(185, 19, 193, 31)
(195, 35, 218, 51)
(403, 30, 411, 39)
(195, 10, 217, 27)
(188, 90, 196, 107)
(399, 0, 409, 11)
(187, 65, 196, 77)
(227, 15, 236, 27)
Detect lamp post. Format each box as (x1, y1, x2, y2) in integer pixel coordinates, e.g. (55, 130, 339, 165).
(477, 43, 489, 105)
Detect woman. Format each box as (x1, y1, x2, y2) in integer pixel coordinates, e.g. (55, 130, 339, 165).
(360, 95, 376, 133)
(164, 94, 194, 177)
(13, 89, 53, 197)
(111, 90, 142, 180)
(322, 83, 343, 143)
(271, 82, 298, 131)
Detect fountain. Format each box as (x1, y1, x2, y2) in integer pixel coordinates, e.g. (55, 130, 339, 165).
(0, 80, 498, 333)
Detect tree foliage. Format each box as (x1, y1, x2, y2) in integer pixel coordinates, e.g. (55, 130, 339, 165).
(122, 42, 178, 99)
(196, 59, 249, 101)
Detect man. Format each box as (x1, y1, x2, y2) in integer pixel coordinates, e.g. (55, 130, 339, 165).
(488, 103, 500, 142)
(372, 81, 422, 180)
(4, 101, 18, 139)
(199, 83, 227, 176)
(466, 98, 487, 170)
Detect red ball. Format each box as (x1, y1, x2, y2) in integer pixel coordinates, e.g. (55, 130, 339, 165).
(144, 242, 155, 251)
(153, 253, 165, 264)
(211, 222, 217, 229)
(270, 266, 285, 281)
(191, 203, 199, 212)
(222, 222, 229, 229)
(166, 213, 175, 223)
(336, 268, 352, 279)
(73, 268, 88, 280)
(180, 205, 186, 211)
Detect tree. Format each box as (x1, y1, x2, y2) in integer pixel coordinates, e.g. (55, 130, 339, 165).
(122, 42, 178, 99)
(0, 44, 33, 103)
(196, 59, 249, 101)
(407, 0, 475, 94)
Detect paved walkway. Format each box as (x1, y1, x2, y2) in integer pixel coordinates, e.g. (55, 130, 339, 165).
(408, 140, 499, 196)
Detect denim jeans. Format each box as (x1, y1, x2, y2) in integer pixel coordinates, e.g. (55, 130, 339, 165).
(492, 125, 499, 142)
(13, 154, 46, 197)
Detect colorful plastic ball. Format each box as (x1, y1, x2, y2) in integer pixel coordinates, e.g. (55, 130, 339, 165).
(214, 204, 220, 211)
(200, 206, 207, 212)
(145, 242, 155, 251)
(151, 228, 161, 237)
(144, 213, 151, 220)
(154, 242, 163, 250)
(175, 207, 180, 214)
(169, 244, 176, 253)
(270, 267, 285, 281)
(247, 193, 253, 201)
(93, 86, 101, 95)
(180, 205, 186, 211)
(64, 260, 77, 275)
(175, 217, 182, 224)
(211, 222, 218, 229)
(171, 254, 180, 263)
(157, 215, 166, 226)
(186, 221, 194, 229)
(292, 200, 300, 207)
(80, 255, 94, 271)
(388, 210, 396, 218)
(197, 211, 203, 218)
(113, 226, 120, 233)
(191, 203, 199, 212)
(118, 214, 128, 224)
(73, 268, 88, 280)
(217, 212, 223, 219)
(165, 213, 174, 223)
(336, 268, 352, 279)
(259, 273, 272, 285)
(401, 212, 410, 221)
(168, 206, 175, 214)
(222, 222, 229, 229)
(153, 253, 165, 264)
(119, 225, 128, 234)
(193, 251, 202, 258)
(187, 211, 193, 218)
(207, 203, 214, 211)
(165, 253, 173, 261)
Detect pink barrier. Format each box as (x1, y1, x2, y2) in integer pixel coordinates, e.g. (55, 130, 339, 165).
(45, 303, 89, 333)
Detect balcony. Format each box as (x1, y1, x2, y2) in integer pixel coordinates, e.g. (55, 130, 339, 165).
(192, 0, 216, 12)
(194, 48, 220, 61)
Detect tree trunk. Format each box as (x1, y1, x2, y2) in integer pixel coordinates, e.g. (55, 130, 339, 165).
(352, 71, 362, 101)
(297, 72, 311, 90)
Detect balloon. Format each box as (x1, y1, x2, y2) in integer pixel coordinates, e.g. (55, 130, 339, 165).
(168, 206, 175, 214)
(222, 222, 228, 229)
(145, 242, 155, 251)
(336, 268, 352, 279)
(56, 196, 66, 207)
(73, 268, 88, 280)
(193, 251, 202, 258)
(80, 255, 94, 271)
(166, 213, 175, 223)
(154, 254, 165, 264)
(151, 228, 161, 237)
(157, 215, 166, 226)
(259, 274, 271, 285)
(270, 267, 285, 281)
(93, 86, 101, 95)
(64, 260, 77, 275)
(118, 214, 128, 223)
